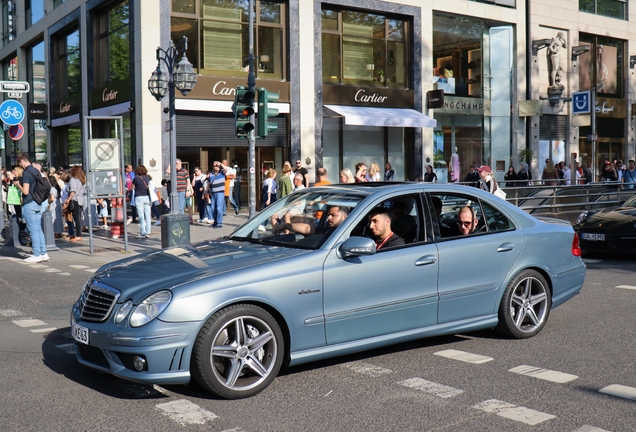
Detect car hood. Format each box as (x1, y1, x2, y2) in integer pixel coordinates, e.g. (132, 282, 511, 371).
(91, 239, 309, 300)
(583, 207, 636, 229)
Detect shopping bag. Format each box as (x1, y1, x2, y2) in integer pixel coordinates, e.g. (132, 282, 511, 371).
(7, 185, 21, 205)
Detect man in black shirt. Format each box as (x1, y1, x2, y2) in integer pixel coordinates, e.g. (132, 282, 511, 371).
(464, 165, 480, 187)
(368, 207, 404, 250)
(294, 159, 309, 188)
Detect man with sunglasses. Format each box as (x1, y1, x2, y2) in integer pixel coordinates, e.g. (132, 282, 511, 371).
(294, 160, 309, 188)
(457, 206, 479, 235)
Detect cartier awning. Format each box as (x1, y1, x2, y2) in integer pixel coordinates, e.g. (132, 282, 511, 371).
(324, 105, 437, 128)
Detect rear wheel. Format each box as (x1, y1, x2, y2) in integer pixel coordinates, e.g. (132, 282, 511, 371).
(191, 304, 284, 399)
(496, 269, 551, 338)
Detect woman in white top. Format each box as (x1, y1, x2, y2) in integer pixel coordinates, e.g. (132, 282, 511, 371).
(262, 168, 278, 208)
(366, 162, 381, 182)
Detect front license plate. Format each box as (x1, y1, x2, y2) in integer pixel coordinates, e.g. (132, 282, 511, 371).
(581, 233, 605, 241)
(71, 319, 89, 345)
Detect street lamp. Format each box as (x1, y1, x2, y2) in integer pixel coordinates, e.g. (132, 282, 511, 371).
(147, 35, 196, 216)
(147, 36, 196, 247)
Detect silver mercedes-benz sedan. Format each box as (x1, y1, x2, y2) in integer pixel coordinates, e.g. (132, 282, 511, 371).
(71, 183, 586, 399)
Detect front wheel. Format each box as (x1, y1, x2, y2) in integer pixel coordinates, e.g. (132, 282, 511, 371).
(191, 304, 284, 399)
(496, 269, 551, 338)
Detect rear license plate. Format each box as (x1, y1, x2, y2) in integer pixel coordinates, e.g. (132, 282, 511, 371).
(581, 233, 605, 241)
(71, 319, 89, 345)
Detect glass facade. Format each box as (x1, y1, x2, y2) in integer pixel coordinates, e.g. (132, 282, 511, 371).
(171, 0, 286, 80)
(54, 29, 81, 101)
(28, 41, 46, 162)
(95, 0, 129, 86)
(2, 0, 16, 46)
(25, 0, 44, 28)
(579, 0, 625, 20)
(321, 7, 409, 89)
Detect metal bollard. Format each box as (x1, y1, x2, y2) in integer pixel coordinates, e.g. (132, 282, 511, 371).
(41, 209, 59, 251)
(5, 214, 21, 247)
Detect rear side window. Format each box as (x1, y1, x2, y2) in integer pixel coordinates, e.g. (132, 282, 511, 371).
(481, 201, 515, 232)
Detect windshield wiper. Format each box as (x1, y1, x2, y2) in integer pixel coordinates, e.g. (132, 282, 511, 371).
(228, 235, 263, 244)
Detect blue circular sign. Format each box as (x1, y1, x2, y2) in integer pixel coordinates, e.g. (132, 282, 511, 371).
(0, 100, 25, 126)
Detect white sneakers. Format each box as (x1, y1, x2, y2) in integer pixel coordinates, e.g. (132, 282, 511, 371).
(24, 253, 50, 263)
(153, 220, 162, 226)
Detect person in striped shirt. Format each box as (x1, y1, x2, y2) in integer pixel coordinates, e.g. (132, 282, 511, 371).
(175, 159, 190, 214)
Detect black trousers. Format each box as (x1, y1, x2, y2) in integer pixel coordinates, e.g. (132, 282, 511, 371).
(72, 203, 83, 237)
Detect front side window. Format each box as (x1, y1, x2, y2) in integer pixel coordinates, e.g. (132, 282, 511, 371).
(171, 0, 287, 80)
(580, 0, 625, 20)
(321, 7, 410, 89)
(95, 0, 130, 86)
(54, 29, 81, 100)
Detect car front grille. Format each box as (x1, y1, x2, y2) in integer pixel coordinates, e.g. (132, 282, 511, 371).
(78, 281, 120, 322)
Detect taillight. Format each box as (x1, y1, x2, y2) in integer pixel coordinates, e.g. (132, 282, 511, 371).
(572, 233, 582, 256)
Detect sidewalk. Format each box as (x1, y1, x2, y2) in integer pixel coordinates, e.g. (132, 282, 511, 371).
(0, 212, 250, 266)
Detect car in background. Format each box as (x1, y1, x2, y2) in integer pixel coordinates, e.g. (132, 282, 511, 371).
(574, 194, 636, 253)
(71, 183, 586, 399)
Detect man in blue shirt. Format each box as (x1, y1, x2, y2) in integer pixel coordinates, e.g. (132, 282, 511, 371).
(623, 160, 636, 189)
(13, 154, 49, 263)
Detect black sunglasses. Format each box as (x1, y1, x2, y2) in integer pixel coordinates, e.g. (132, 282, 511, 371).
(458, 220, 474, 227)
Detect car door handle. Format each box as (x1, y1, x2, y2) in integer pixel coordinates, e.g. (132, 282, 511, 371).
(497, 243, 515, 252)
(415, 255, 437, 266)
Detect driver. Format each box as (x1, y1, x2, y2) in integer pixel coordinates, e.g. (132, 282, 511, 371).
(455, 206, 479, 236)
(274, 206, 349, 236)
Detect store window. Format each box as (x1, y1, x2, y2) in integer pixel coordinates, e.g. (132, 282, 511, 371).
(28, 41, 46, 162)
(2, 0, 16, 46)
(171, 0, 287, 80)
(95, 0, 130, 87)
(53, 29, 81, 100)
(577, 35, 624, 98)
(321, 7, 409, 89)
(579, 0, 625, 20)
(25, 0, 44, 28)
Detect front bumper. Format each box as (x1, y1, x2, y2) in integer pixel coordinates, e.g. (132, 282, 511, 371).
(71, 303, 202, 386)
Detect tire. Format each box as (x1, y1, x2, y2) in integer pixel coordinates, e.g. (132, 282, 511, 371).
(496, 269, 552, 339)
(191, 304, 284, 399)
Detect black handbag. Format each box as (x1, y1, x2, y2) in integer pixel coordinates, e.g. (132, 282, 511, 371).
(67, 199, 76, 212)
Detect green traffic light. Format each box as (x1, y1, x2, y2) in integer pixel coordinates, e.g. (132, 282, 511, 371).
(257, 88, 280, 138)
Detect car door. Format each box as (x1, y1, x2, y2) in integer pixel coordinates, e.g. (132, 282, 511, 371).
(322, 194, 439, 345)
(432, 194, 524, 324)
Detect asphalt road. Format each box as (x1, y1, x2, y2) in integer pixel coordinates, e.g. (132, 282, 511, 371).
(1, 253, 635, 431)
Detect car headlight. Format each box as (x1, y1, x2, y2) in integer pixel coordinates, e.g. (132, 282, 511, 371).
(575, 211, 588, 226)
(114, 300, 134, 324)
(129, 291, 172, 328)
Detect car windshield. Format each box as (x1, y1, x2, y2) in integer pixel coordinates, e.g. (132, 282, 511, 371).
(229, 190, 365, 249)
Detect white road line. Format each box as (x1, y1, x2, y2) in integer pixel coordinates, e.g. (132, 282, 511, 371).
(155, 399, 218, 426)
(85, 269, 98, 273)
(69, 265, 90, 269)
(30, 327, 57, 333)
(599, 384, 636, 401)
(56, 343, 76, 354)
(473, 399, 555, 426)
(45, 268, 61, 273)
(434, 349, 493, 364)
(343, 362, 393, 377)
(615, 285, 636, 290)
(573, 425, 612, 432)
(509, 365, 578, 383)
(397, 378, 463, 398)
(221, 428, 246, 432)
(0, 309, 24, 317)
(12, 318, 46, 328)
(58, 272, 72, 276)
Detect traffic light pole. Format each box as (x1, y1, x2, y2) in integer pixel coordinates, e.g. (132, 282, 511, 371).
(247, 0, 257, 219)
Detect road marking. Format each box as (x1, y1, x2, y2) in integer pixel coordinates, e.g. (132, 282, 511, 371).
(155, 399, 218, 425)
(70, 265, 90, 269)
(153, 384, 172, 397)
(221, 428, 246, 432)
(28, 264, 49, 269)
(397, 378, 463, 398)
(0, 309, 23, 317)
(12, 318, 46, 328)
(599, 384, 636, 401)
(45, 268, 61, 273)
(473, 399, 555, 426)
(615, 285, 636, 290)
(434, 349, 493, 364)
(343, 362, 393, 377)
(58, 272, 72, 276)
(573, 426, 612, 432)
(85, 269, 98, 273)
(30, 327, 57, 333)
(56, 343, 76, 354)
(509, 365, 578, 383)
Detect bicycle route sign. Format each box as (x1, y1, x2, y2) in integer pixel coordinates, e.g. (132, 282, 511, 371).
(0, 100, 25, 126)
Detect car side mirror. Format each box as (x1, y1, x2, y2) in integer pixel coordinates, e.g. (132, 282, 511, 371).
(339, 236, 376, 258)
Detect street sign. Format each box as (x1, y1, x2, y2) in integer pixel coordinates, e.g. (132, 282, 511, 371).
(0, 100, 25, 126)
(572, 91, 591, 115)
(89, 138, 121, 170)
(587, 134, 598, 141)
(8, 124, 24, 140)
(7, 92, 22, 98)
(0, 81, 30, 93)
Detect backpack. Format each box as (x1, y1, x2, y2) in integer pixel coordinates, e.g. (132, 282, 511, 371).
(26, 165, 51, 205)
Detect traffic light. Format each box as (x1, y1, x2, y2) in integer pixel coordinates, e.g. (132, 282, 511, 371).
(233, 86, 255, 139)
(257, 88, 279, 139)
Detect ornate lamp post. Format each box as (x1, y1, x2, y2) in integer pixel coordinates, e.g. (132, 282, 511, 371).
(147, 35, 196, 216)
